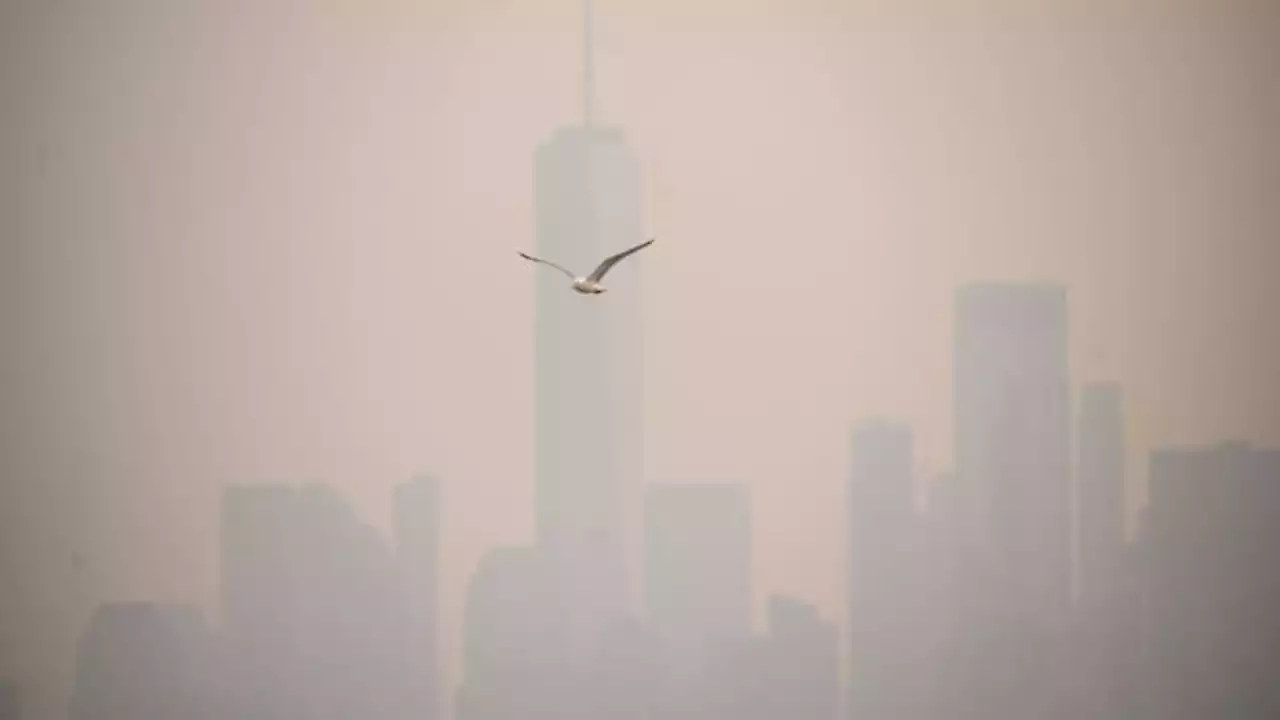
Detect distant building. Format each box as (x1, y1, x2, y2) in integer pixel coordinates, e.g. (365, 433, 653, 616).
(69, 602, 212, 720)
(1076, 383, 1126, 607)
(951, 283, 1072, 720)
(693, 597, 837, 720)
(1146, 443, 1280, 720)
(219, 484, 413, 720)
(644, 483, 752, 683)
(847, 421, 925, 720)
(765, 597, 838, 720)
(1112, 504, 1154, 720)
(700, 633, 768, 720)
(532, 0, 648, 666)
(584, 617, 668, 720)
(1070, 384, 1128, 719)
(218, 485, 298, 720)
(918, 470, 958, 720)
(456, 546, 568, 720)
(219, 484, 296, 650)
(394, 476, 441, 720)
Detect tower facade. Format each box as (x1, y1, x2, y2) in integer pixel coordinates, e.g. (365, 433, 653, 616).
(847, 421, 921, 720)
(532, 0, 647, 663)
(951, 284, 1072, 720)
(393, 476, 441, 720)
(1076, 383, 1125, 607)
(644, 483, 752, 682)
(1147, 444, 1280, 719)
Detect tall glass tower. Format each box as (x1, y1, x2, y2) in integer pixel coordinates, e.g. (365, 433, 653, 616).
(532, 0, 646, 664)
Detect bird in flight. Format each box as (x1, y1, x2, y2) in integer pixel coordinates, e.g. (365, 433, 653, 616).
(518, 238, 655, 294)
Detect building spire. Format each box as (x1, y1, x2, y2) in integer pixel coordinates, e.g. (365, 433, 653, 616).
(583, 0, 595, 127)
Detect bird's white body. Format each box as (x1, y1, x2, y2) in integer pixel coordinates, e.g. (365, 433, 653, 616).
(572, 277, 606, 294)
(519, 238, 654, 296)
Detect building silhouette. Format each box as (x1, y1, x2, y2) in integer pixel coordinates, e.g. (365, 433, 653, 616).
(1076, 382, 1126, 607)
(698, 632, 765, 720)
(847, 421, 925, 720)
(219, 484, 414, 720)
(218, 485, 298, 720)
(1145, 443, 1280, 720)
(583, 616, 668, 720)
(456, 546, 568, 720)
(1070, 383, 1128, 719)
(1114, 504, 1155, 720)
(394, 476, 441, 720)
(691, 597, 836, 720)
(69, 603, 212, 720)
(762, 596, 838, 720)
(918, 470, 958, 720)
(532, 0, 647, 666)
(46, 251, 1280, 720)
(951, 283, 1072, 720)
(644, 483, 752, 685)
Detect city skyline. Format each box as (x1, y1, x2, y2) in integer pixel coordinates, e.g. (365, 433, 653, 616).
(3, 2, 1279, 720)
(41, 292, 1280, 720)
(12, 274, 1280, 720)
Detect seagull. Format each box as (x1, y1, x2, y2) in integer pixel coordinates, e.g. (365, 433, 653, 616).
(519, 238, 655, 294)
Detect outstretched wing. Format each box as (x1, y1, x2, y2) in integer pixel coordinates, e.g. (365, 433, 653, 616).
(518, 251, 576, 280)
(587, 238, 655, 282)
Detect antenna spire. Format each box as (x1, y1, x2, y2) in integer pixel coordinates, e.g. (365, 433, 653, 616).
(583, 0, 595, 127)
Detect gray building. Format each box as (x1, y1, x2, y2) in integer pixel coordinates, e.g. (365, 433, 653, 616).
(218, 484, 413, 720)
(532, 0, 647, 665)
(644, 483, 752, 682)
(951, 283, 1072, 720)
(69, 603, 212, 720)
(847, 421, 924, 720)
(394, 476, 441, 720)
(456, 547, 567, 720)
(1076, 383, 1125, 608)
(1146, 443, 1280, 720)
(766, 597, 838, 720)
(1070, 384, 1128, 719)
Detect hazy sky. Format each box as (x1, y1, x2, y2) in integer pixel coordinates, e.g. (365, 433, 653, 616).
(2, 1, 1278, 717)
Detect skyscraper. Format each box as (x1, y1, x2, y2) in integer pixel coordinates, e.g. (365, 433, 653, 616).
(585, 617, 666, 720)
(920, 470, 958, 720)
(532, 0, 646, 663)
(765, 597, 838, 720)
(847, 421, 923, 720)
(644, 483, 752, 682)
(219, 484, 299, 720)
(952, 283, 1072, 720)
(1146, 443, 1280, 720)
(456, 547, 566, 720)
(394, 476, 441, 720)
(1071, 384, 1128, 719)
(219, 485, 414, 720)
(1076, 383, 1125, 607)
(69, 603, 212, 720)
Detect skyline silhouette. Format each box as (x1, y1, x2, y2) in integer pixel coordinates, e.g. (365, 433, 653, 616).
(3, 2, 1279, 720)
(43, 283, 1280, 720)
